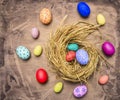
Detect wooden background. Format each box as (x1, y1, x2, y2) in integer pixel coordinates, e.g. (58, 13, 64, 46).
(0, 0, 120, 100)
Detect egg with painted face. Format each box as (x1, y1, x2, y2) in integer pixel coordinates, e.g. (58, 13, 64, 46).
(73, 85, 88, 98)
(16, 46, 30, 60)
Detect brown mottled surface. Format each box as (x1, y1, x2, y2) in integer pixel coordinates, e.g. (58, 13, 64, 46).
(0, 0, 120, 100)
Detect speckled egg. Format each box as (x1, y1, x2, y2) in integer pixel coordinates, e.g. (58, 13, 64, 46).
(67, 43, 79, 51)
(33, 45, 42, 56)
(76, 49, 89, 65)
(40, 8, 52, 24)
(73, 85, 88, 98)
(97, 14, 106, 26)
(16, 46, 30, 60)
(77, 2, 91, 18)
(31, 27, 39, 39)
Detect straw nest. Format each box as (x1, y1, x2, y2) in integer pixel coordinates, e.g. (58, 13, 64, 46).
(46, 21, 108, 83)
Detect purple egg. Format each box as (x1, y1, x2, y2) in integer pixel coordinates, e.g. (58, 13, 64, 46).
(102, 41, 115, 56)
(73, 85, 88, 98)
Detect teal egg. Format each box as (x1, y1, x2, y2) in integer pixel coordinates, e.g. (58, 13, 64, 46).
(16, 46, 30, 60)
(67, 43, 79, 51)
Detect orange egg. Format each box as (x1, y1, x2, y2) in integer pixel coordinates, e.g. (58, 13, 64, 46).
(40, 8, 52, 25)
(98, 75, 109, 85)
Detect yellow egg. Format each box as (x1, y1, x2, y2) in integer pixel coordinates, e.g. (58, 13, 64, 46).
(97, 14, 106, 26)
(33, 45, 42, 56)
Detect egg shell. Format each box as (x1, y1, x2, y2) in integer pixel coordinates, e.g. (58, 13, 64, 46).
(36, 68, 48, 84)
(98, 75, 109, 85)
(67, 43, 79, 51)
(54, 82, 63, 93)
(33, 45, 42, 56)
(102, 41, 115, 56)
(66, 51, 76, 62)
(16, 46, 30, 60)
(31, 27, 39, 39)
(97, 14, 106, 25)
(76, 49, 89, 65)
(73, 85, 88, 98)
(77, 2, 91, 18)
(40, 8, 52, 24)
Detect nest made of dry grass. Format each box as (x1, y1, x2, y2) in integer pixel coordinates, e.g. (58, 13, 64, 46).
(46, 21, 108, 83)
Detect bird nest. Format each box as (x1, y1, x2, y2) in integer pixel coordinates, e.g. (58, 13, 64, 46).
(46, 21, 108, 83)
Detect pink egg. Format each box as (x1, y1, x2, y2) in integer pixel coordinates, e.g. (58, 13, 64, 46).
(98, 75, 109, 85)
(31, 27, 39, 39)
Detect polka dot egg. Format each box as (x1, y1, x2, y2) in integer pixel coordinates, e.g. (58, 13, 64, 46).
(73, 85, 88, 98)
(16, 46, 30, 60)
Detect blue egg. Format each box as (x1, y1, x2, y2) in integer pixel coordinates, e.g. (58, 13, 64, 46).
(76, 49, 89, 65)
(77, 2, 91, 18)
(16, 46, 30, 60)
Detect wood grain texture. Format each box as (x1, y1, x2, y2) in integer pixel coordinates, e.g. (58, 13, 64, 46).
(0, 0, 120, 100)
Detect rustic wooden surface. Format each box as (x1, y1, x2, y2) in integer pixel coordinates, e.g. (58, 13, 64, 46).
(0, 0, 120, 100)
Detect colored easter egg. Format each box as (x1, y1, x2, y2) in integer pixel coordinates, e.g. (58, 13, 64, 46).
(16, 46, 30, 60)
(73, 85, 88, 98)
(102, 41, 115, 56)
(40, 8, 52, 24)
(31, 27, 39, 39)
(33, 45, 42, 56)
(67, 43, 79, 51)
(98, 75, 109, 85)
(77, 2, 91, 18)
(36, 68, 48, 84)
(76, 49, 89, 65)
(97, 14, 106, 25)
(54, 82, 63, 93)
(66, 51, 76, 62)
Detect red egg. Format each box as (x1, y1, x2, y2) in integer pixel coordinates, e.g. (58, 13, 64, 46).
(66, 51, 76, 62)
(36, 68, 48, 84)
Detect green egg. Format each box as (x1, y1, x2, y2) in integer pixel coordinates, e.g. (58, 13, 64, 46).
(67, 43, 79, 51)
